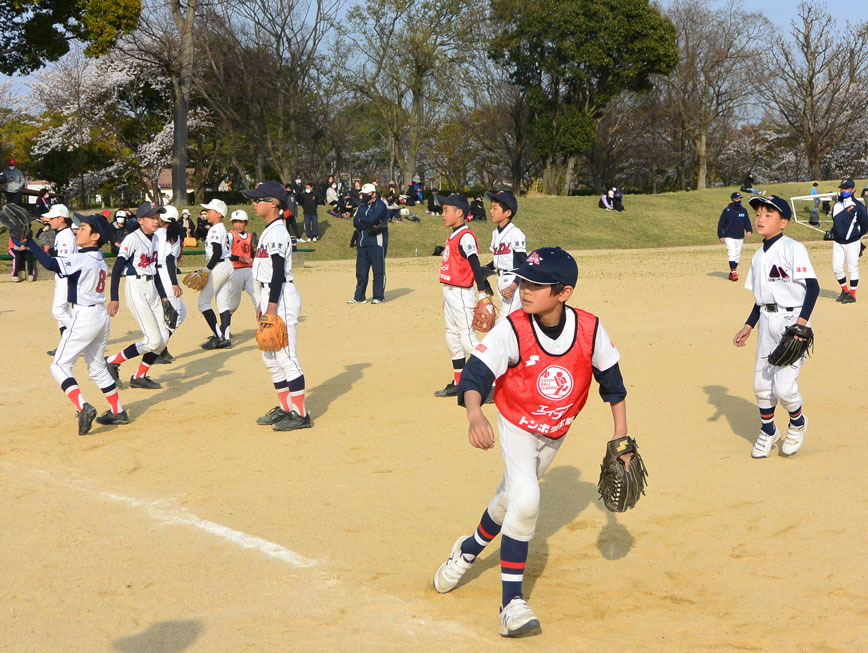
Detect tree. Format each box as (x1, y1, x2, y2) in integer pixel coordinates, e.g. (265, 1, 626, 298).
(759, 2, 868, 181)
(0, 0, 140, 74)
(661, 0, 767, 190)
(490, 0, 678, 194)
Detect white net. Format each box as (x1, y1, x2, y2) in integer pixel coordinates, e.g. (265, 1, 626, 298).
(789, 193, 837, 232)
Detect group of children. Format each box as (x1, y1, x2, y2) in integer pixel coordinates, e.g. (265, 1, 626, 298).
(13, 178, 831, 638)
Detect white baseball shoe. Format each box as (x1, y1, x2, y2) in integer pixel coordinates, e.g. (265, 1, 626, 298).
(433, 536, 474, 593)
(499, 597, 541, 638)
(781, 416, 808, 456)
(751, 426, 781, 458)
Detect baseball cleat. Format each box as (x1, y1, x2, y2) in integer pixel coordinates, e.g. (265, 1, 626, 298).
(371, 298, 385, 304)
(434, 381, 459, 397)
(433, 536, 474, 593)
(272, 410, 312, 431)
(201, 335, 222, 349)
(160, 349, 174, 362)
(215, 337, 232, 349)
(841, 292, 856, 304)
(46, 349, 56, 356)
(499, 597, 541, 638)
(129, 375, 161, 389)
(152, 353, 171, 364)
(751, 426, 781, 458)
(728, 271, 738, 281)
(836, 290, 848, 302)
(346, 298, 367, 304)
(106, 362, 125, 388)
(77, 403, 97, 436)
(257, 406, 290, 425)
(96, 409, 130, 426)
(781, 416, 808, 456)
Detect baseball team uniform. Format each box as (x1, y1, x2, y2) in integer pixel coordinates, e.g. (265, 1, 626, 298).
(199, 220, 234, 342)
(156, 226, 186, 331)
(488, 222, 527, 321)
(51, 225, 77, 329)
(829, 194, 867, 302)
(228, 229, 261, 315)
(717, 195, 753, 281)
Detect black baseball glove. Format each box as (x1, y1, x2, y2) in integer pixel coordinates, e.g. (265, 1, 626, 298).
(1, 203, 34, 242)
(162, 300, 179, 330)
(767, 324, 813, 367)
(598, 436, 648, 513)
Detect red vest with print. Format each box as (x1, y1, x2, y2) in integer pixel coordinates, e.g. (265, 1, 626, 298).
(439, 227, 478, 287)
(231, 232, 253, 269)
(494, 307, 597, 439)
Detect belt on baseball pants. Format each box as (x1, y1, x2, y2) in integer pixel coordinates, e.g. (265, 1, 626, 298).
(127, 274, 154, 280)
(763, 303, 799, 312)
(259, 281, 293, 288)
(496, 270, 515, 277)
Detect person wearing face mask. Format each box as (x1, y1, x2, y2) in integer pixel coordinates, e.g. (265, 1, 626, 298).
(110, 210, 129, 255)
(348, 183, 387, 304)
(1, 158, 25, 205)
(326, 180, 340, 216)
(718, 191, 753, 282)
(301, 182, 320, 242)
(825, 177, 868, 304)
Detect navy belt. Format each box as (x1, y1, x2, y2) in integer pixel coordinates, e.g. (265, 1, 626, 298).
(764, 304, 798, 312)
(128, 274, 153, 280)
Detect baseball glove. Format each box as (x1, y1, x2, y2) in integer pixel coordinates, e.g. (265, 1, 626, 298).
(767, 324, 814, 367)
(472, 295, 497, 332)
(256, 314, 289, 351)
(1, 203, 33, 242)
(182, 268, 209, 291)
(162, 300, 179, 330)
(598, 436, 648, 513)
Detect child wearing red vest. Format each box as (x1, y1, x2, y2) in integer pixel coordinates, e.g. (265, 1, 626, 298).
(433, 193, 493, 398)
(432, 246, 632, 638)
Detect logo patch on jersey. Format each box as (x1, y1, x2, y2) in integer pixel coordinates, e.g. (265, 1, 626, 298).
(536, 365, 573, 400)
(475, 343, 487, 353)
(527, 251, 542, 266)
(441, 246, 450, 262)
(768, 264, 790, 281)
(526, 355, 540, 367)
(494, 243, 512, 255)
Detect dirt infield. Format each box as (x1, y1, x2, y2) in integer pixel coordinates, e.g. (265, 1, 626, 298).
(2, 243, 867, 652)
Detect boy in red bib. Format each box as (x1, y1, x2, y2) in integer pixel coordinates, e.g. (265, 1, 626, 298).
(432, 246, 632, 638)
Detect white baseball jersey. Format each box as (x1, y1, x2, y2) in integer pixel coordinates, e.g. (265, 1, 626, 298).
(489, 222, 526, 272)
(745, 235, 816, 307)
(53, 227, 77, 279)
(206, 222, 231, 261)
(456, 228, 478, 258)
(471, 308, 620, 378)
(253, 219, 293, 284)
(118, 229, 158, 276)
(55, 250, 109, 306)
(155, 227, 181, 288)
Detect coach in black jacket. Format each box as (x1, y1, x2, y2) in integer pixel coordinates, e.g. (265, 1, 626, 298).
(348, 184, 387, 304)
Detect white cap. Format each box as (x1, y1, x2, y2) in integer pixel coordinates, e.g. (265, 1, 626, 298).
(43, 204, 69, 219)
(162, 206, 179, 221)
(200, 199, 228, 216)
(181, 208, 190, 215)
(230, 209, 249, 222)
(361, 183, 376, 194)
(114, 209, 126, 218)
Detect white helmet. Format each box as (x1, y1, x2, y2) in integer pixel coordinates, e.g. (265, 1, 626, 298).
(231, 209, 249, 222)
(162, 206, 179, 221)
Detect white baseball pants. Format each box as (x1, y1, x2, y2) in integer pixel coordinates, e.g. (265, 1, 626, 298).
(52, 277, 71, 329)
(485, 414, 565, 541)
(496, 273, 522, 324)
(198, 260, 234, 313)
(832, 240, 861, 282)
(125, 277, 169, 354)
(753, 308, 807, 412)
(260, 282, 303, 384)
(50, 305, 114, 388)
(229, 266, 260, 313)
(443, 284, 478, 359)
(724, 237, 744, 264)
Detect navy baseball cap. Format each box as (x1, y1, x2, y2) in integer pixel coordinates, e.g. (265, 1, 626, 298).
(72, 213, 113, 246)
(749, 194, 792, 220)
(243, 180, 288, 204)
(731, 191, 742, 200)
(135, 202, 166, 219)
(484, 190, 518, 216)
(839, 177, 855, 189)
(433, 193, 470, 215)
(513, 247, 578, 287)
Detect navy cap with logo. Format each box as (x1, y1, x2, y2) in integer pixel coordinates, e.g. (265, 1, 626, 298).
(839, 177, 855, 189)
(135, 202, 166, 219)
(731, 191, 742, 200)
(72, 213, 113, 246)
(513, 246, 578, 287)
(484, 190, 518, 216)
(748, 194, 792, 220)
(242, 180, 289, 204)
(432, 192, 470, 216)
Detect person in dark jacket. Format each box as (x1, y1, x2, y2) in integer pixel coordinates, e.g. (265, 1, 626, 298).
(741, 171, 761, 195)
(826, 177, 868, 303)
(348, 183, 387, 304)
(301, 182, 320, 242)
(36, 188, 52, 214)
(470, 196, 486, 222)
(717, 191, 753, 281)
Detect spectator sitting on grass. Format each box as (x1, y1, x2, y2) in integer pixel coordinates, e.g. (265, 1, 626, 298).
(470, 196, 486, 222)
(612, 188, 625, 212)
(599, 189, 614, 210)
(740, 171, 762, 195)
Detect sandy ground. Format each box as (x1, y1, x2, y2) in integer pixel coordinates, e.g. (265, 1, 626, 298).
(2, 241, 868, 652)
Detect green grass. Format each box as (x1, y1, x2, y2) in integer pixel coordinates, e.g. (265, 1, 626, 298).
(186, 179, 854, 262)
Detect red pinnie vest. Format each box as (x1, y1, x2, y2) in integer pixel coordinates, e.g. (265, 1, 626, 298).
(495, 307, 597, 439)
(230, 232, 253, 269)
(439, 226, 478, 287)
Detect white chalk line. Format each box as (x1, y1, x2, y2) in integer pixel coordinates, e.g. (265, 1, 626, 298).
(3, 462, 316, 568)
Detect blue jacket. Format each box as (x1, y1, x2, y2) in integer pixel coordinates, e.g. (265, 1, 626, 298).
(831, 199, 868, 244)
(718, 203, 752, 239)
(353, 197, 388, 248)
